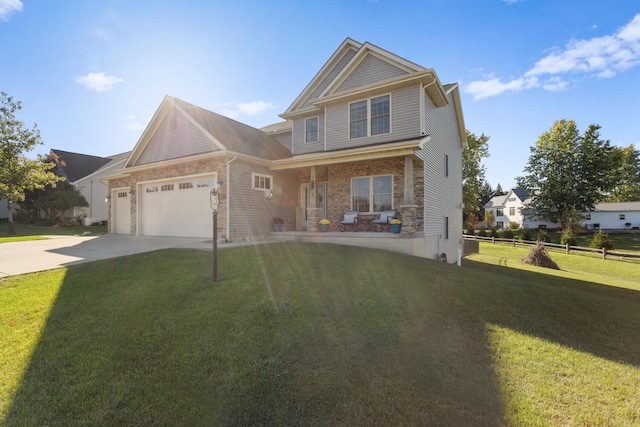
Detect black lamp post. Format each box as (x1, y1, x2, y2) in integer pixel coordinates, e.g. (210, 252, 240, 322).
(210, 188, 219, 282)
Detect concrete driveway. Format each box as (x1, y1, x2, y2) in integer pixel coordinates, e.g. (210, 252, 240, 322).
(0, 235, 211, 277)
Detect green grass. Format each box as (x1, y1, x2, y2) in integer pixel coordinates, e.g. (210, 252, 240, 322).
(0, 223, 107, 243)
(1, 242, 639, 425)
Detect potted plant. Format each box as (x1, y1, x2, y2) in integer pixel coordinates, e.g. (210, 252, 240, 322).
(319, 219, 330, 232)
(390, 218, 401, 233)
(272, 217, 284, 232)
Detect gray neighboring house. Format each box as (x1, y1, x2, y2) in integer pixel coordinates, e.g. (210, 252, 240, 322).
(50, 149, 130, 224)
(104, 38, 468, 262)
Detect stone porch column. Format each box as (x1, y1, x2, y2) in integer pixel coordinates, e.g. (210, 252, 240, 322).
(307, 208, 321, 232)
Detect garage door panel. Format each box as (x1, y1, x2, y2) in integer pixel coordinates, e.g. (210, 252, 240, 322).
(140, 175, 215, 238)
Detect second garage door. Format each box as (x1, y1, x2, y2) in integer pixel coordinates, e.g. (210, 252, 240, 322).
(139, 175, 216, 238)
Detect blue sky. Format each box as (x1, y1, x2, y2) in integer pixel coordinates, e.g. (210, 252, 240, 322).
(2, 0, 639, 190)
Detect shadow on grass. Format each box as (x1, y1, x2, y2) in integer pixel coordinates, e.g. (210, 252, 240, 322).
(4, 242, 640, 425)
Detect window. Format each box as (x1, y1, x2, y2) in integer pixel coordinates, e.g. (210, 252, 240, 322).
(145, 186, 158, 193)
(497, 221, 504, 229)
(196, 179, 213, 188)
(179, 182, 193, 190)
(585, 213, 591, 220)
(509, 207, 515, 216)
(252, 173, 272, 191)
(445, 153, 449, 177)
(496, 208, 504, 216)
(620, 214, 626, 220)
(117, 191, 128, 198)
(351, 175, 392, 213)
(509, 197, 516, 202)
(445, 216, 449, 240)
(305, 117, 318, 143)
(161, 184, 174, 192)
(349, 95, 390, 139)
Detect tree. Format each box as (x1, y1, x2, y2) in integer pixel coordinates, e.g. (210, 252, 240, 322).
(494, 183, 506, 196)
(462, 130, 490, 220)
(0, 92, 62, 234)
(24, 180, 89, 223)
(517, 119, 622, 232)
(485, 208, 495, 230)
(607, 144, 640, 202)
(477, 180, 495, 220)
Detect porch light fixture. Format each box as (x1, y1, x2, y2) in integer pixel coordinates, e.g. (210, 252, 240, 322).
(210, 188, 219, 282)
(264, 189, 273, 199)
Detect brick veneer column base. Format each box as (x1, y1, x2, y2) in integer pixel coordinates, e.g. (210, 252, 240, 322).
(307, 208, 321, 232)
(399, 205, 418, 234)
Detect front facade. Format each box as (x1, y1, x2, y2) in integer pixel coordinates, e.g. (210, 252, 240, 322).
(105, 38, 467, 261)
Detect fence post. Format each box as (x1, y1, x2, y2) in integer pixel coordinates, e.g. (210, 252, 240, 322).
(565, 243, 569, 254)
(492, 236, 495, 244)
(513, 238, 516, 247)
(602, 248, 607, 260)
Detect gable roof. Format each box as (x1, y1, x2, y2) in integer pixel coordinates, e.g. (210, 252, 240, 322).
(126, 96, 292, 168)
(50, 149, 112, 182)
(484, 194, 508, 209)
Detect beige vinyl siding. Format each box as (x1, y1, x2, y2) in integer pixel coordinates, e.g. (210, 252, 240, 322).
(301, 48, 357, 110)
(336, 54, 409, 94)
(325, 85, 421, 151)
(136, 109, 218, 166)
(227, 161, 297, 241)
(418, 91, 464, 260)
(292, 116, 324, 154)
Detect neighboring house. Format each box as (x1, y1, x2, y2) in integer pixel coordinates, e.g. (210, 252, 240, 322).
(104, 38, 467, 262)
(50, 149, 130, 224)
(483, 188, 531, 229)
(582, 202, 640, 230)
(484, 189, 640, 230)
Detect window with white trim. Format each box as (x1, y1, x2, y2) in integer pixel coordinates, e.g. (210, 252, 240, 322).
(509, 207, 515, 216)
(496, 208, 504, 216)
(351, 175, 392, 213)
(349, 95, 390, 139)
(252, 173, 272, 191)
(305, 117, 318, 143)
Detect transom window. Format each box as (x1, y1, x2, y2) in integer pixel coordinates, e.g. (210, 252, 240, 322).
(305, 117, 318, 143)
(351, 175, 392, 213)
(145, 186, 158, 193)
(196, 179, 213, 188)
(117, 191, 128, 198)
(349, 95, 390, 139)
(161, 184, 174, 192)
(179, 182, 193, 190)
(252, 172, 272, 191)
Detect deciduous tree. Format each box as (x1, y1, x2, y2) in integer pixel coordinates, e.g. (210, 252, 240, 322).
(608, 144, 640, 202)
(463, 130, 490, 220)
(517, 119, 621, 231)
(0, 92, 62, 234)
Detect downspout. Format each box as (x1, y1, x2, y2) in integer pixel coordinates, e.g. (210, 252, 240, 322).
(226, 154, 237, 242)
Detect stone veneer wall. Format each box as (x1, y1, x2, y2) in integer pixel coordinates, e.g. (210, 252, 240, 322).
(108, 157, 227, 235)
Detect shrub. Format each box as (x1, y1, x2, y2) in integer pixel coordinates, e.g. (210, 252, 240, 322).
(490, 229, 499, 238)
(465, 224, 475, 236)
(520, 228, 533, 241)
(478, 227, 487, 237)
(537, 229, 550, 243)
(509, 221, 521, 230)
(590, 228, 614, 250)
(502, 229, 515, 239)
(560, 229, 576, 246)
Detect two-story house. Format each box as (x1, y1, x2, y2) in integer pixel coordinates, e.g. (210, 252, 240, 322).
(483, 188, 530, 229)
(104, 38, 467, 261)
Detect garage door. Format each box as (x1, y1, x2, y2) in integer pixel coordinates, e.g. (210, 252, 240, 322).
(113, 190, 131, 234)
(140, 175, 215, 238)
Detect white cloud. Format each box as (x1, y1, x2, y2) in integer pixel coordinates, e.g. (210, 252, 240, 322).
(123, 115, 146, 131)
(502, 0, 523, 4)
(236, 101, 275, 116)
(74, 72, 124, 92)
(465, 13, 640, 100)
(216, 100, 275, 119)
(0, 0, 22, 21)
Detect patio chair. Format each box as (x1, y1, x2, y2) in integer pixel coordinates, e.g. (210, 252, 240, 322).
(339, 211, 359, 232)
(373, 210, 396, 232)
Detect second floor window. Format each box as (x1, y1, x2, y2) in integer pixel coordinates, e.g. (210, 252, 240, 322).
(349, 95, 390, 139)
(509, 207, 515, 216)
(305, 117, 318, 143)
(496, 208, 504, 216)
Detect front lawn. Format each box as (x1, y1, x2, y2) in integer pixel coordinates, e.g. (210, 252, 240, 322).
(0, 223, 107, 243)
(1, 242, 639, 425)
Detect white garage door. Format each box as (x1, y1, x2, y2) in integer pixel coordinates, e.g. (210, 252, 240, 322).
(113, 190, 131, 234)
(140, 175, 215, 238)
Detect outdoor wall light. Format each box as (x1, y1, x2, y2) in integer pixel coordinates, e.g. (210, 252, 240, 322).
(264, 189, 273, 199)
